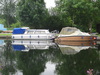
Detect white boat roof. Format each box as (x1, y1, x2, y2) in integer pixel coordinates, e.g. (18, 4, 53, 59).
(27, 29, 49, 31)
(22, 27, 29, 29)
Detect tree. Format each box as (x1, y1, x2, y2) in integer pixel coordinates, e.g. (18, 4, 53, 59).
(44, 15, 65, 31)
(55, 0, 100, 32)
(0, 0, 16, 28)
(94, 0, 100, 23)
(17, 0, 48, 28)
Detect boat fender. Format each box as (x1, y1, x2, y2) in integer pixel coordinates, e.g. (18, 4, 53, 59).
(93, 37, 97, 40)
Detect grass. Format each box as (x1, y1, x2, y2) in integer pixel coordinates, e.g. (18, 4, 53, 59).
(0, 33, 12, 36)
(97, 34, 100, 37)
(95, 33, 100, 37)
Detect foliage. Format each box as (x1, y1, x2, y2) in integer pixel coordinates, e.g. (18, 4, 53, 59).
(0, 30, 3, 33)
(0, 0, 100, 32)
(17, 0, 48, 28)
(55, 0, 100, 32)
(11, 21, 22, 28)
(44, 15, 65, 31)
(0, 0, 17, 28)
(94, 0, 100, 23)
(0, 19, 6, 25)
(49, 7, 73, 28)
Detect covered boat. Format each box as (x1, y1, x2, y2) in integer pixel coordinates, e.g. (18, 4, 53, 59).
(55, 27, 97, 41)
(12, 27, 56, 40)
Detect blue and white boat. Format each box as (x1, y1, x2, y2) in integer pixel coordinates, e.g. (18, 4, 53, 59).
(12, 27, 56, 40)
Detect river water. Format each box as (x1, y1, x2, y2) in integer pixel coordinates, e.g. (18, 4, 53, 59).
(0, 39, 100, 75)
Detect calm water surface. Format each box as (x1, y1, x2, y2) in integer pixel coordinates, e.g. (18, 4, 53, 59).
(0, 40, 100, 75)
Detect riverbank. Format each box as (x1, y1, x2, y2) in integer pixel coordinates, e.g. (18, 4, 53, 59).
(0, 33, 11, 39)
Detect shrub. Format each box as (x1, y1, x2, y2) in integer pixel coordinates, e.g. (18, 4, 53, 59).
(0, 30, 3, 33)
(11, 21, 21, 28)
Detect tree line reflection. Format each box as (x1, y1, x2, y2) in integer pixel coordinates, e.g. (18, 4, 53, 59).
(0, 40, 100, 75)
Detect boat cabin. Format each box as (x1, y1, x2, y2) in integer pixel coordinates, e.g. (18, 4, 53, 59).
(24, 29, 50, 34)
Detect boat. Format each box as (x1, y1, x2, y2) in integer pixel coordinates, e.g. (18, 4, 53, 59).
(12, 40, 56, 51)
(12, 27, 56, 40)
(55, 27, 97, 41)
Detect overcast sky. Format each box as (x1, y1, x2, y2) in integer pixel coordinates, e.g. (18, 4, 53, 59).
(44, 0, 56, 8)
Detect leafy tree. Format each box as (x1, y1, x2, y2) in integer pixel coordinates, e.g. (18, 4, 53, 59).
(0, 0, 17, 28)
(55, 0, 100, 32)
(94, 0, 100, 23)
(44, 15, 65, 31)
(0, 18, 6, 25)
(11, 21, 22, 28)
(17, 0, 48, 28)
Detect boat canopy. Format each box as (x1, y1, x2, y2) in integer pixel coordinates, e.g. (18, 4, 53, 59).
(59, 27, 79, 35)
(13, 28, 26, 34)
(59, 27, 90, 36)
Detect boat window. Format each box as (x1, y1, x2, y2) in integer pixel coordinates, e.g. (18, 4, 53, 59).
(41, 31, 46, 33)
(27, 31, 33, 34)
(34, 31, 46, 34)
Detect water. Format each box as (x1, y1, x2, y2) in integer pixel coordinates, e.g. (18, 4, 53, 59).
(0, 40, 100, 75)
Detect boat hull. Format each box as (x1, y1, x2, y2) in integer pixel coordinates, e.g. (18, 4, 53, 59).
(55, 41, 96, 46)
(55, 36, 97, 41)
(12, 34, 55, 40)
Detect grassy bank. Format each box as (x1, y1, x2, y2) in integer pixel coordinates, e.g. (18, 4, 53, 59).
(0, 33, 100, 37)
(97, 34, 100, 37)
(0, 33, 12, 36)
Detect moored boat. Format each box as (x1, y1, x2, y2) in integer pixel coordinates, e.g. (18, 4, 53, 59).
(55, 27, 97, 41)
(12, 27, 56, 40)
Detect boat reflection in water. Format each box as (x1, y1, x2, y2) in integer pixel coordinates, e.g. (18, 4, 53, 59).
(12, 40, 56, 51)
(55, 41, 97, 55)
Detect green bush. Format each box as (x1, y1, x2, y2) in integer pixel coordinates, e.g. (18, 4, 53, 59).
(0, 30, 3, 33)
(0, 19, 6, 25)
(11, 21, 22, 28)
